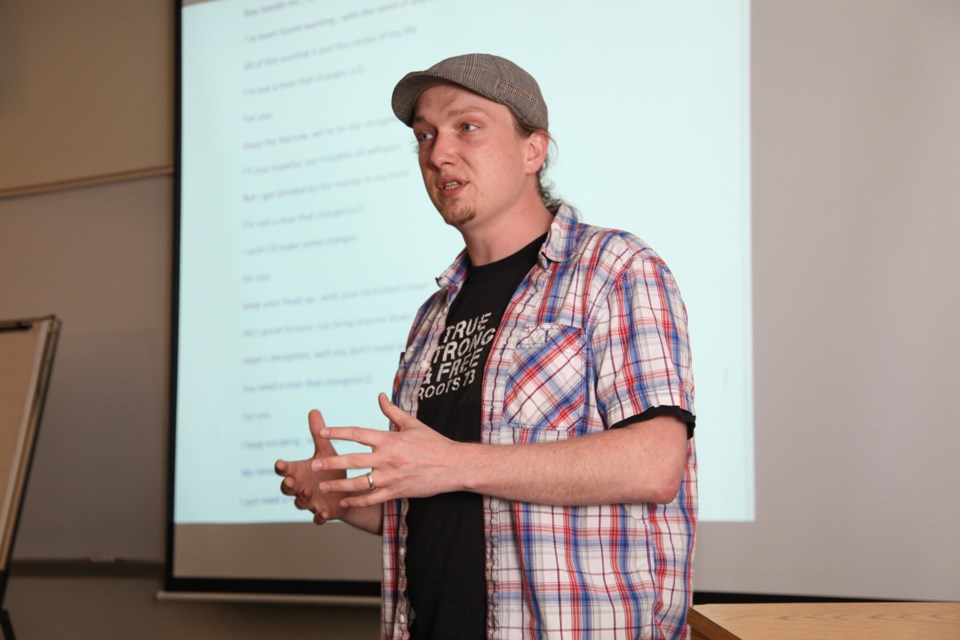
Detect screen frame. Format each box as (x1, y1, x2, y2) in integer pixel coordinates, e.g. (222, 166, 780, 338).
(164, 0, 753, 599)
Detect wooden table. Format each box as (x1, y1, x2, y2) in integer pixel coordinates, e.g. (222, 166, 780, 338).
(688, 602, 960, 640)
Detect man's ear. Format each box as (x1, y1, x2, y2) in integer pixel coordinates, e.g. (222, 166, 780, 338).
(524, 130, 550, 175)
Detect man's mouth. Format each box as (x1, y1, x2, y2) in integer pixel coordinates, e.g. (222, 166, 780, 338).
(442, 181, 462, 190)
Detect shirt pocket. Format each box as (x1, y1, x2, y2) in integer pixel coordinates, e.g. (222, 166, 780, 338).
(503, 324, 586, 432)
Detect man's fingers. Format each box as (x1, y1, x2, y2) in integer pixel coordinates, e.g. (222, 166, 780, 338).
(280, 476, 297, 496)
(312, 452, 375, 472)
(319, 426, 383, 447)
(274, 459, 288, 476)
(340, 490, 388, 510)
(307, 409, 328, 453)
(309, 409, 343, 458)
(317, 469, 381, 493)
(293, 487, 314, 510)
(377, 392, 409, 427)
(313, 508, 340, 526)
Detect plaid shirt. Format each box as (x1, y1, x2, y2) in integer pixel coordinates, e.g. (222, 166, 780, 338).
(383, 205, 697, 639)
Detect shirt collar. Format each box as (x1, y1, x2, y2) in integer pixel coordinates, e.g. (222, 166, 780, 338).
(539, 203, 579, 268)
(435, 203, 580, 291)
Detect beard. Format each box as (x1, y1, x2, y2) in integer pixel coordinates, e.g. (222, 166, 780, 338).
(436, 202, 477, 229)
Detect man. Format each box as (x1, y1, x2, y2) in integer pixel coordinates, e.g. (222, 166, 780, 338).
(276, 53, 697, 640)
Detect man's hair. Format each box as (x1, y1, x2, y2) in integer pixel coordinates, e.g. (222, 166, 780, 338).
(512, 117, 562, 212)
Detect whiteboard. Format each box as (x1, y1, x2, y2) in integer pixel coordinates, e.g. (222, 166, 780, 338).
(0, 316, 59, 570)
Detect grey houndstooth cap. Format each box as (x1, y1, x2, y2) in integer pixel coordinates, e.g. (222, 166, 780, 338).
(391, 53, 549, 130)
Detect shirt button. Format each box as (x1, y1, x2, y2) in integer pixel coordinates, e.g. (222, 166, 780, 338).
(398, 613, 406, 624)
(399, 547, 406, 558)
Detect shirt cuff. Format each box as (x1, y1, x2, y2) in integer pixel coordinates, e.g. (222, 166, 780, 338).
(610, 406, 696, 439)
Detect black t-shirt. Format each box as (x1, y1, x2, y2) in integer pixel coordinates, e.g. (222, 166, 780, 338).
(405, 235, 544, 640)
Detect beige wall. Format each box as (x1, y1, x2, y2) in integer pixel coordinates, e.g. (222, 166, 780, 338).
(0, 0, 173, 195)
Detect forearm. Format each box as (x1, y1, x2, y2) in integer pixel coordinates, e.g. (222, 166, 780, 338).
(341, 503, 384, 535)
(314, 399, 689, 510)
(454, 416, 688, 506)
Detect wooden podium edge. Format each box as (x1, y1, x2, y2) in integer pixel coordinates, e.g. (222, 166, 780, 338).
(688, 605, 741, 640)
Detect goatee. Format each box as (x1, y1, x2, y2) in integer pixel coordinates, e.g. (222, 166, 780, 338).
(439, 206, 477, 229)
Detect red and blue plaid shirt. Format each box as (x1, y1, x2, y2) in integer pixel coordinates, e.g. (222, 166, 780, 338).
(383, 205, 697, 639)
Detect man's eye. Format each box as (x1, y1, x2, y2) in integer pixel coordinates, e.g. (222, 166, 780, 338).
(461, 123, 478, 132)
(415, 131, 433, 143)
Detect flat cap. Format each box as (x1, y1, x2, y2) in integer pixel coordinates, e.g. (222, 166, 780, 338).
(391, 53, 548, 130)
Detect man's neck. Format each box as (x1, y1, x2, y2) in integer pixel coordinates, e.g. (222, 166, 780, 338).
(461, 201, 554, 266)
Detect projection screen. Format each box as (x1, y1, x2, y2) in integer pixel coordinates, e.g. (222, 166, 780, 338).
(169, 0, 752, 597)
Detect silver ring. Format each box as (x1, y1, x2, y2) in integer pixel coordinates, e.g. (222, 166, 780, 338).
(366, 472, 375, 490)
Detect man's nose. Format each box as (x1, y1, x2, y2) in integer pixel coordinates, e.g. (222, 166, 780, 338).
(428, 131, 456, 168)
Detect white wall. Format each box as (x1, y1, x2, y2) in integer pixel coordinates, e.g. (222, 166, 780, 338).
(696, 0, 960, 599)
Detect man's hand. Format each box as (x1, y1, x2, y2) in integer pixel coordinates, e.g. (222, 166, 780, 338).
(304, 393, 689, 511)
(275, 409, 350, 525)
(311, 393, 461, 509)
